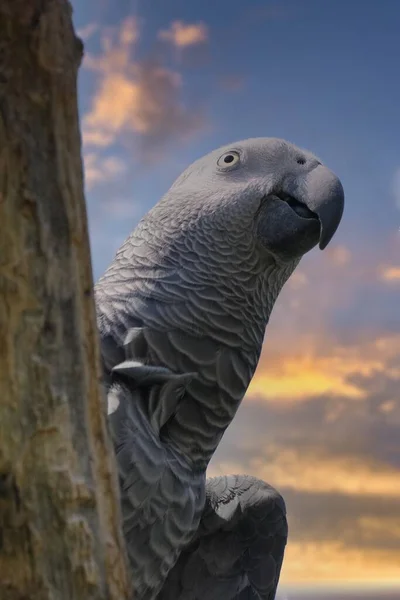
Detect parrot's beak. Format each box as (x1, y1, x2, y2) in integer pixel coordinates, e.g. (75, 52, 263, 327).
(301, 164, 345, 250)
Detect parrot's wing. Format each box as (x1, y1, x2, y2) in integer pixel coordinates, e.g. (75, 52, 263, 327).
(158, 474, 287, 600)
(106, 330, 204, 600)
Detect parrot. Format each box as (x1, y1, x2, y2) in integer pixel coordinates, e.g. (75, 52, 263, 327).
(95, 137, 344, 599)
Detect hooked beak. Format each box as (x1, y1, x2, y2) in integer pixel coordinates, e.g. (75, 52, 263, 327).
(301, 164, 345, 250)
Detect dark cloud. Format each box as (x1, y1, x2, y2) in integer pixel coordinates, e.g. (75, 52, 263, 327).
(282, 488, 400, 551)
(212, 377, 400, 472)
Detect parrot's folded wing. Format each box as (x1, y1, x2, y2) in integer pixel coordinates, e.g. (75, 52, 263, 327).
(106, 328, 205, 600)
(111, 359, 195, 434)
(159, 475, 288, 600)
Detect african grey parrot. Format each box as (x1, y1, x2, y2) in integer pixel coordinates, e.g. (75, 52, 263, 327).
(95, 138, 344, 599)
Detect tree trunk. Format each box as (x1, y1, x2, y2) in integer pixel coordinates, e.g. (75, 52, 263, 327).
(0, 1, 132, 598)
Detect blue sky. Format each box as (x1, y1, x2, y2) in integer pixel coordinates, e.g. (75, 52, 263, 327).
(73, 0, 400, 276)
(71, 0, 400, 589)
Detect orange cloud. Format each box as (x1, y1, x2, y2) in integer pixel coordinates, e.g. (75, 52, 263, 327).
(326, 244, 352, 266)
(250, 447, 400, 497)
(281, 541, 400, 584)
(248, 335, 400, 402)
(380, 265, 400, 282)
(287, 270, 308, 290)
(82, 18, 204, 155)
(357, 516, 400, 540)
(380, 399, 397, 413)
(158, 21, 208, 48)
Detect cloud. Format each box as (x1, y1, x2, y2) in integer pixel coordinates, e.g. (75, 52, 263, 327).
(380, 265, 400, 282)
(260, 247, 364, 354)
(208, 309, 400, 586)
(82, 18, 205, 159)
(325, 244, 352, 266)
(248, 334, 400, 402)
(357, 515, 400, 545)
(279, 488, 400, 549)
(216, 335, 400, 476)
(287, 270, 308, 290)
(206, 231, 399, 584)
(252, 447, 400, 497)
(82, 129, 114, 148)
(77, 23, 98, 41)
(209, 438, 400, 500)
(84, 153, 127, 190)
(254, 235, 399, 374)
(281, 540, 400, 584)
(158, 21, 208, 48)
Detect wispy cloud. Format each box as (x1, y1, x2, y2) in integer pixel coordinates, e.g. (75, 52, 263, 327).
(82, 17, 205, 160)
(380, 265, 400, 282)
(282, 540, 400, 583)
(158, 21, 208, 48)
(325, 244, 352, 266)
(287, 270, 308, 290)
(77, 22, 99, 41)
(251, 447, 400, 497)
(210, 416, 400, 497)
(84, 153, 127, 190)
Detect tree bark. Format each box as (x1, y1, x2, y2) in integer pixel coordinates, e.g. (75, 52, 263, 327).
(0, 1, 132, 598)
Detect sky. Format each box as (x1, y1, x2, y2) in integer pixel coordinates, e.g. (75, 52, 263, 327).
(70, 0, 400, 593)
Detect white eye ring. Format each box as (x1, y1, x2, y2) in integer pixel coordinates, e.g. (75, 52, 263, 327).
(217, 150, 241, 169)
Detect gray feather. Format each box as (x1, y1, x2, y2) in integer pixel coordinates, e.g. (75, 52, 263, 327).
(158, 475, 287, 600)
(107, 370, 206, 600)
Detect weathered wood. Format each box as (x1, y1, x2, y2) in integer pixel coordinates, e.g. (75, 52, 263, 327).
(0, 1, 132, 598)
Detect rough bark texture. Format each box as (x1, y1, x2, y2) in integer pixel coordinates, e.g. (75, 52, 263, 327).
(0, 1, 132, 598)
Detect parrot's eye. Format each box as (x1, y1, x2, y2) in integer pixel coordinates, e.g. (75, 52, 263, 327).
(217, 151, 240, 169)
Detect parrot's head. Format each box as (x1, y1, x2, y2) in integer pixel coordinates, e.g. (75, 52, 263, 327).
(167, 137, 344, 264)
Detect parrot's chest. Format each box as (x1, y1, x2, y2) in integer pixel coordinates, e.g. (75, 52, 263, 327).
(151, 331, 262, 468)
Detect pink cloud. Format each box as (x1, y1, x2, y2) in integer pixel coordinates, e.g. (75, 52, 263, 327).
(158, 21, 208, 48)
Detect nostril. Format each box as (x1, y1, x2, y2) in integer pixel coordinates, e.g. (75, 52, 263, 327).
(296, 157, 306, 165)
